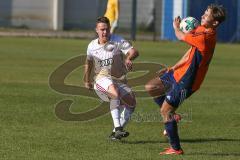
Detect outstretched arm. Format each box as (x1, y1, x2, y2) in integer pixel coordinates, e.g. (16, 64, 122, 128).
(125, 48, 139, 71)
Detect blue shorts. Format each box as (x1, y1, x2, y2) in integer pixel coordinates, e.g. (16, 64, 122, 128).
(154, 71, 192, 108)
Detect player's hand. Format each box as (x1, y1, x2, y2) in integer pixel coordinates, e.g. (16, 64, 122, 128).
(156, 67, 173, 76)
(125, 59, 133, 71)
(85, 82, 93, 90)
(173, 16, 181, 30)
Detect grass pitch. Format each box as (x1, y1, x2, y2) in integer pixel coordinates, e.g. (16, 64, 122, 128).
(0, 37, 240, 160)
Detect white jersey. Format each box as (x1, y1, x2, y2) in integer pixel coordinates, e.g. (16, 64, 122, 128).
(87, 34, 133, 80)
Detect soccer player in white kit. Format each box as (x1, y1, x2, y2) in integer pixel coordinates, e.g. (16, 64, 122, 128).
(84, 17, 139, 140)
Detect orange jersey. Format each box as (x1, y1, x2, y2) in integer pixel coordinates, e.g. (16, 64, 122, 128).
(173, 25, 216, 92)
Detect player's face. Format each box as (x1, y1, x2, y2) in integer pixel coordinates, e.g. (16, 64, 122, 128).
(201, 9, 217, 28)
(96, 22, 110, 44)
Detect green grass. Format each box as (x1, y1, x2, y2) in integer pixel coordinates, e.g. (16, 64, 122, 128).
(0, 37, 240, 160)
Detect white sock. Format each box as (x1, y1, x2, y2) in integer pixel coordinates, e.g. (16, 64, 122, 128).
(120, 105, 135, 128)
(110, 98, 121, 129)
(110, 108, 121, 129)
(112, 106, 125, 132)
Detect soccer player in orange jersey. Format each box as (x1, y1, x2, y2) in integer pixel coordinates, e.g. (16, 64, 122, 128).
(145, 4, 226, 155)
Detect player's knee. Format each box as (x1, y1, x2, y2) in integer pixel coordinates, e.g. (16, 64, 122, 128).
(145, 82, 162, 97)
(144, 82, 153, 93)
(145, 84, 155, 97)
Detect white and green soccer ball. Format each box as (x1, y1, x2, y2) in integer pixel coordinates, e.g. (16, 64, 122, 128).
(180, 17, 199, 33)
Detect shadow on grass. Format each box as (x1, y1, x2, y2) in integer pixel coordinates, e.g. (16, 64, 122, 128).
(121, 138, 240, 157)
(181, 138, 240, 143)
(120, 140, 167, 144)
(186, 153, 240, 157)
(121, 138, 240, 145)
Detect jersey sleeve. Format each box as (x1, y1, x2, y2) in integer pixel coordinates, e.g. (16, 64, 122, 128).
(120, 40, 133, 55)
(183, 32, 205, 51)
(110, 34, 133, 55)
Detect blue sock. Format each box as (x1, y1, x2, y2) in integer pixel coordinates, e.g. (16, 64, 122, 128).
(165, 120, 181, 150)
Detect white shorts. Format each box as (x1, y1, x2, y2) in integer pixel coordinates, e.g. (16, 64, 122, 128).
(94, 77, 132, 102)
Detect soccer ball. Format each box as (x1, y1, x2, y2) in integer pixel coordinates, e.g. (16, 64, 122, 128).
(180, 17, 199, 33)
